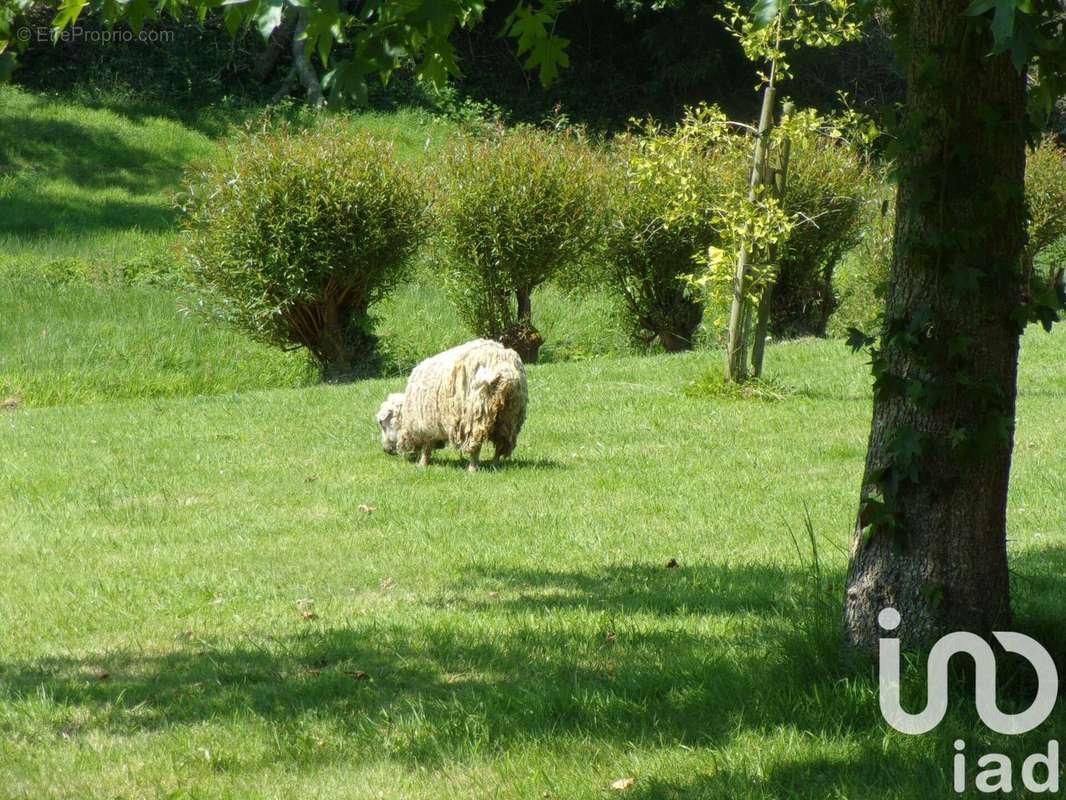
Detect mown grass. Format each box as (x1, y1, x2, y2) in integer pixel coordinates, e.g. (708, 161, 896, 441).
(0, 85, 629, 407)
(1, 328, 1065, 799)
(2, 84, 1065, 799)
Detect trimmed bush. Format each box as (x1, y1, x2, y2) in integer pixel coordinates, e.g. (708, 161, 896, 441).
(1025, 135, 1066, 274)
(434, 126, 603, 363)
(827, 185, 893, 338)
(770, 134, 868, 337)
(180, 117, 426, 380)
(598, 130, 741, 352)
(829, 137, 1066, 337)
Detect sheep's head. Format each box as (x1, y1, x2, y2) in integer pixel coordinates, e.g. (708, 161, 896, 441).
(375, 393, 405, 453)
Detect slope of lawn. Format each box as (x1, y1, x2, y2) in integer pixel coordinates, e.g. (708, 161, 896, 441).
(1, 327, 1064, 800)
(0, 85, 628, 407)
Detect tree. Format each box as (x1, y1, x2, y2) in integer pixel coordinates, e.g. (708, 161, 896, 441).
(0, 0, 572, 100)
(838, 0, 1065, 649)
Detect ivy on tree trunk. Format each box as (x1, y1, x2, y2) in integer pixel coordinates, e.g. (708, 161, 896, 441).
(844, 0, 1028, 651)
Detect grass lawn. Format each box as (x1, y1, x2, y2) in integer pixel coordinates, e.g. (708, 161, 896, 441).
(1, 84, 1065, 799)
(2, 328, 1065, 799)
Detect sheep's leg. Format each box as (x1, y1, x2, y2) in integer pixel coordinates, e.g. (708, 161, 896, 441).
(467, 445, 481, 473)
(418, 448, 430, 467)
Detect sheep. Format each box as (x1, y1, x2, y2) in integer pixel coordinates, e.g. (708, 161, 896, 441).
(376, 339, 528, 471)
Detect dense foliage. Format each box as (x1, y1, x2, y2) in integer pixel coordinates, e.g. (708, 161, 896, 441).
(1024, 136, 1066, 279)
(434, 126, 603, 362)
(596, 115, 743, 351)
(180, 117, 425, 379)
(830, 139, 1066, 338)
(770, 131, 868, 336)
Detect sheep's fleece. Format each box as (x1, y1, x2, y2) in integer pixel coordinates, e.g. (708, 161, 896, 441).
(376, 339, 527, 468)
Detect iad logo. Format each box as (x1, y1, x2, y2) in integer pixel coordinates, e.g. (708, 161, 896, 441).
(878, 607, 1061, 794)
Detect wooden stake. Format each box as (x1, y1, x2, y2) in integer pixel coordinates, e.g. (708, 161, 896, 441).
(751, 100, 794, 378)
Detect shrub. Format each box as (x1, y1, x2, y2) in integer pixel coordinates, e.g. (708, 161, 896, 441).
(434, 126, 603, 363)
(180, 117, 425, 380)
(829, 137, 1066, 337)
(674, 105, 868, 343)
(826, 185, 893, 338)
(770, 133, 868, 337)
(1024, 135, 1066, 274)
(597, 122, 742, 352)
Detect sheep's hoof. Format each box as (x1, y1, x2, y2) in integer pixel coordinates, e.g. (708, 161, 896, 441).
(467, 461, 478, 473)
(418, 451, 430, 467)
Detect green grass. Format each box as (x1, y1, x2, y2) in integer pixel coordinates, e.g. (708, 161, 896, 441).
(3, 85, 1066, 798)
(0, 278, 314, 406)
(0, 85, 216, 271)
(0, 329, 1064, 798)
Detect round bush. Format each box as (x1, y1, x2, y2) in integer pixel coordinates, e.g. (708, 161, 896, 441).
(180, 117, 426, 380)
(829, 137, 1066, 337)
(1024, 135, 1066, 274)
(434, 126, 603, 363)
(770, 133, 868, 337)
(597, 131, 741, 352)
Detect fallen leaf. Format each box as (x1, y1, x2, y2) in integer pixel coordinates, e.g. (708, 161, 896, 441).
(92, 669, 110, 681)
(296, 598, 316, 619)
(1, 397, 19, 410)
(301, 611, 318, 620)
(487, 591, 499, 599)
(345, 670, 369, 680)
(609, 777, 635, 791)
(665, 558, 679, 569)
(605, 631, 617, 642)
(305, 475, 318, 483)
(358, 504, 376, 514)
(209, 595, 224, 606)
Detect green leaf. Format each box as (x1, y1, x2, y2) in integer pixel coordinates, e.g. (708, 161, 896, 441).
(51, 0, 88, 35)
(223, 4, 244, 35)
(750, 0, 781, 29)
(522, 33, 568, 86)
(845, 327, 874, 353)
(255, 0, 284, 39)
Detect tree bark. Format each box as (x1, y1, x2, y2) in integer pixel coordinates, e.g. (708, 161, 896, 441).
(255, 12, 296, 82)
(292, 9, 326, 108)
(499, 287, 544, 363)
(843, 0, 1028, 651)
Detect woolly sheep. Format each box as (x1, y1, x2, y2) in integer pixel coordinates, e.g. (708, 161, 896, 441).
(376, 339, 528, 471)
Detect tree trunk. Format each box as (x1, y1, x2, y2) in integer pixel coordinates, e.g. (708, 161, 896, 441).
(843, 0, 1028, 651)
(500, 287, 544, 363)
(725, 84, 777, 383)
(255, 12, 295, 82)
(752, 101, 793, 378)
(292, 10, 326, 108)
(657, 291, 703, 352)
(516, 287, 532, 326)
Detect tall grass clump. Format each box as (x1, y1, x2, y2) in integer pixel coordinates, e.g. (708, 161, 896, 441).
(180, 117, 426, 380)
(434, 126, 603, 363)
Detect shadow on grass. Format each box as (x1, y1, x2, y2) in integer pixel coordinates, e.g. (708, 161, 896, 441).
(439, 561, 813, 616)
(0, 112, 198, 240)
(2, 553, 1065, 793)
